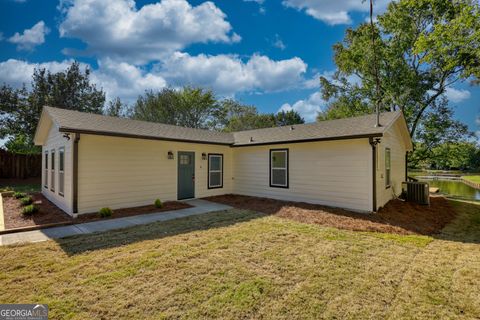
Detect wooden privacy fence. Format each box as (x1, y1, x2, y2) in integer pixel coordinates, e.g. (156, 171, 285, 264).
(0, 149, 42, 179)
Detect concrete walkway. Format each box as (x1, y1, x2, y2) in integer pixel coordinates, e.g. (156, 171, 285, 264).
(0, 199, 232, 246)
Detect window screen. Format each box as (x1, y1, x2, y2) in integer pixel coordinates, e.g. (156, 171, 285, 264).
(208, 154, 223, 188)
(44, 151, 48, 189)
(270, 149, 288, 188)
(50, 149, 55, 192)
(59, 147, 65, 196)
(385, 148, 391, 187)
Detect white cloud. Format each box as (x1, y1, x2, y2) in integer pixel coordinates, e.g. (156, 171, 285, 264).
(273, 34, 286, 50)
(0, 59, 166, 103)
(0, 51, 307, 104)
(158, 52, 307, 95)
(91, 59, 166, 103)
(244, 0, 266, 13)
(8, 21, 49, 51)
(279, 91, 325, 122)
(59, 0, 240, 63)
(0, 59, 75, 88)
(445, 87, 471, 103)
(282, 0, 390, 25)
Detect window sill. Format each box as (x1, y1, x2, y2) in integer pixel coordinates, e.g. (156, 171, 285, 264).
(270, 184, 289, 189)
(208, 185, 223, 190)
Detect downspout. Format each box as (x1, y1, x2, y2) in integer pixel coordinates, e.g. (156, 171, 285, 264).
(72, 133, 80, 214)
(369, 137, 381, 212)
(405, 152, 408, 181)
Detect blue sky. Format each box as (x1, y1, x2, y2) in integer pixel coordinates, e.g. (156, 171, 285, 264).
(0, 0, 479, 139)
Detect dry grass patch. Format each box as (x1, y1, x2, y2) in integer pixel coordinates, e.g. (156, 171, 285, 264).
(0, 200, 479, 319)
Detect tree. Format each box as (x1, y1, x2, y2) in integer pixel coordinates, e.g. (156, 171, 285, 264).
(275, 110, 305, 126)
(318, 0, 480, 153)
(209, 99, 258, 130)
(132, 86, 218, 129)
(0, 62, 105, 152)
(104, 97, 128, 117)
(176, 86, 218, 129)
(410, 142, 480, 170)
(132, 88, 179, 125)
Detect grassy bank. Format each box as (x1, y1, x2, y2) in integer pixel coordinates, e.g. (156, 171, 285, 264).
(0, 201, 479, 319)
(463, 175, 480, 184)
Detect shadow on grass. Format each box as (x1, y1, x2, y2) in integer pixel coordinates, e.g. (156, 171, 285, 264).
(0, 178, 41, 193)
(55, 209, 266, 256)
(204, 194, 480, 244)
(435, 200, 480, 244)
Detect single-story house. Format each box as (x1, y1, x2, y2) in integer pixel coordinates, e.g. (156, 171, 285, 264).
(34, 106, 413, 216)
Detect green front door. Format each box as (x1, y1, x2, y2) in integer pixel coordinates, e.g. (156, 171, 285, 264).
(177, 151, 195, 200)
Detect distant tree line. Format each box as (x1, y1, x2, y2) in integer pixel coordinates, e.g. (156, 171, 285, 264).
(0, 62, 304, 154)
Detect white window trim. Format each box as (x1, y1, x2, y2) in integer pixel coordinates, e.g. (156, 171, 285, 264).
(270, 149, 289, 188)
(208, 154, 223, 189)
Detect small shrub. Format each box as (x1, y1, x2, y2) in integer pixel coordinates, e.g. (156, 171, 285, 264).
(22, 204, 38, 215)
(154, 198, 163, 208)
(20, 196, 33, 206)
(99, 207, 113, 218)
(14, 192, 27, 199)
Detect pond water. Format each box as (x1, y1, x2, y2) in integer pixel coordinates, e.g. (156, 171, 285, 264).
(417, 179, 480, 201)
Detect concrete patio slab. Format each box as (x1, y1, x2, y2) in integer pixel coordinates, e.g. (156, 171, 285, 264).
(0, 199, 232, 246)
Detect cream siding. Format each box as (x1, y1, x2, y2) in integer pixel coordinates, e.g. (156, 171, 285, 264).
(41, 123, 74, 215)
(232, 139, 373, 212)
(77, 134, 233, 214)
(375, 120, 408, 209)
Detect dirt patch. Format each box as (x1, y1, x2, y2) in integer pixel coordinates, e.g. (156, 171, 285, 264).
(2, 193, 192, 230)
(203, 194, 457, 235)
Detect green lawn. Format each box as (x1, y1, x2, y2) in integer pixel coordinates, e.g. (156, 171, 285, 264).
(0, 201, 479, 319)
(0, 180, 41, 193)
(463, 175, 480, 184)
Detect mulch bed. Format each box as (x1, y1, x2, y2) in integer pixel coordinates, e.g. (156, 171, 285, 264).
(203, 194, 457, 235)
(2, 193, 191, 231)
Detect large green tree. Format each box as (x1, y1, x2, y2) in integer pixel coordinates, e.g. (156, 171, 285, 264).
(132, 86, 218, 129)
(317, 0, 479, 159)
(0, 62, 105, 152)
(132, 90, 305, 132)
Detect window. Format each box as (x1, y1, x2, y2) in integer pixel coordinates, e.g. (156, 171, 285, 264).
(385, 148, 391, 188)
(59, 147, 65, 196)
(44, 151, 48, 189)
(179, 154, 191, 165)
(50, 149, 55, 192)
(208, 154, 223, 189)
(270, 149, 288, 188)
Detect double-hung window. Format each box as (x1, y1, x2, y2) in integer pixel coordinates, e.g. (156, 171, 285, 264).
(385, 148, 391, 188)
(270, 149, 288, 188)
(50, 149, 55, 192)
(44, 151, 48, 189)
(59, 147, 65, 196)
(208, 154, 223, 189)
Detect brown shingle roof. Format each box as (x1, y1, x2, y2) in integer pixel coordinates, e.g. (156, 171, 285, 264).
(232, 111, 400, 146)
(45, 107, 234, 145)
(43, 106, 401, 146)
